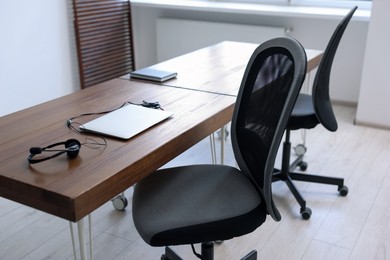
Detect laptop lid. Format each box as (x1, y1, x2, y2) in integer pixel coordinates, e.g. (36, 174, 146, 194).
(80, 104, 173, 140)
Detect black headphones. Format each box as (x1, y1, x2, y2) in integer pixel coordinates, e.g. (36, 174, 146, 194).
(28, 139, 81, 164)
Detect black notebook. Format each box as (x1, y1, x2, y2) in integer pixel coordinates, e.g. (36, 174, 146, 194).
(130, 68, 177, 82)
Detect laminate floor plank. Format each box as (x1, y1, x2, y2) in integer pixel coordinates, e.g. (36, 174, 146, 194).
(349, 176, 390, 259)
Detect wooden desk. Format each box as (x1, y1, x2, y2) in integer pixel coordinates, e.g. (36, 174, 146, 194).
(1, 41, 321, 259)
(126, 41, 323, 96)
(0, 79, 235, 223)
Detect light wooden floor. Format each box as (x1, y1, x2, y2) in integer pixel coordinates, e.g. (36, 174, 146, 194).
(1, 104, 390, 260)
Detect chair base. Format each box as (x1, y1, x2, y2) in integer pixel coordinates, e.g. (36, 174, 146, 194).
(273, 131, 348, 219)
(161, 242, 257, 260)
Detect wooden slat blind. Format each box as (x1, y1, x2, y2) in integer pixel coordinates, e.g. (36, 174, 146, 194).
(72, 0, 135, 88)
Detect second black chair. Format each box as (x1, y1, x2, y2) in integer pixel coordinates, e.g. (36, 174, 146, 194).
(272, 6, 357, 219)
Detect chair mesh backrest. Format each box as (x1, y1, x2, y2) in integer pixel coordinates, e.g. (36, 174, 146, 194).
(231, 37, 307, 221)
(313, 6, 357, 131)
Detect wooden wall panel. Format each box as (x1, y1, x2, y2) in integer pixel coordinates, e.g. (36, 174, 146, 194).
(73, 0, 135, 88)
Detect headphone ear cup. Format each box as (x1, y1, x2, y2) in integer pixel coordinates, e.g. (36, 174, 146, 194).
(65, 139, 81, 159)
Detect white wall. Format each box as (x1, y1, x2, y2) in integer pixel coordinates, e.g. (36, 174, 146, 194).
(356, 0, 390, 128)
(0, 0, 79, 117)
(131, 4, 369, 105)
(0, 1, 370, 118)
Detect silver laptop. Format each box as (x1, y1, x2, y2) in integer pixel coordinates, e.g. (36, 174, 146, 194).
(80, 104, 173, 140)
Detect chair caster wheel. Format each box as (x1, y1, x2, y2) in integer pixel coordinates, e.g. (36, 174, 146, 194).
(294, 144, 307, 156)
(112, 195, 128, 211)
(297, 161, 308, 171)
(301, 207, 312, 220)
(339, 185, 349, 196)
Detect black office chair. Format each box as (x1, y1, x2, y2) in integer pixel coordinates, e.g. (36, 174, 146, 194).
(272, 6, 357, 220)
(132, 36, 307, 260)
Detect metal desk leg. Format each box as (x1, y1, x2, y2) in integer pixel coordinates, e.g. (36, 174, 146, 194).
(220, 125, 225, 165)
(69, 222, 77, 260)
(294, 72, 312, 156)
(88, 214, 93, 260)
(209, 133, 217, 164)
(77, 219, 88, 260)
(69, 215, 93, 260)
(301, 72, 311, 146)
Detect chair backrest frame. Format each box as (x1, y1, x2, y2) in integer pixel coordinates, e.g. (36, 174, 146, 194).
(231, 37, 307, 221)
(312, 6, 357, 131)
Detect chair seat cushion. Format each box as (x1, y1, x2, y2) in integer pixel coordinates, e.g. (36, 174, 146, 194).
(287, 93, 319, 130)
(132, 165, 266, 246)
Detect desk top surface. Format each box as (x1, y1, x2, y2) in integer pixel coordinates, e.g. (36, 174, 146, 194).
(0, 79, 235, 221)
(127, 41, 323, 96)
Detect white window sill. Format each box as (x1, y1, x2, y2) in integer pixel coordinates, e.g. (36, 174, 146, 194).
(130, 0, 370, 21)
